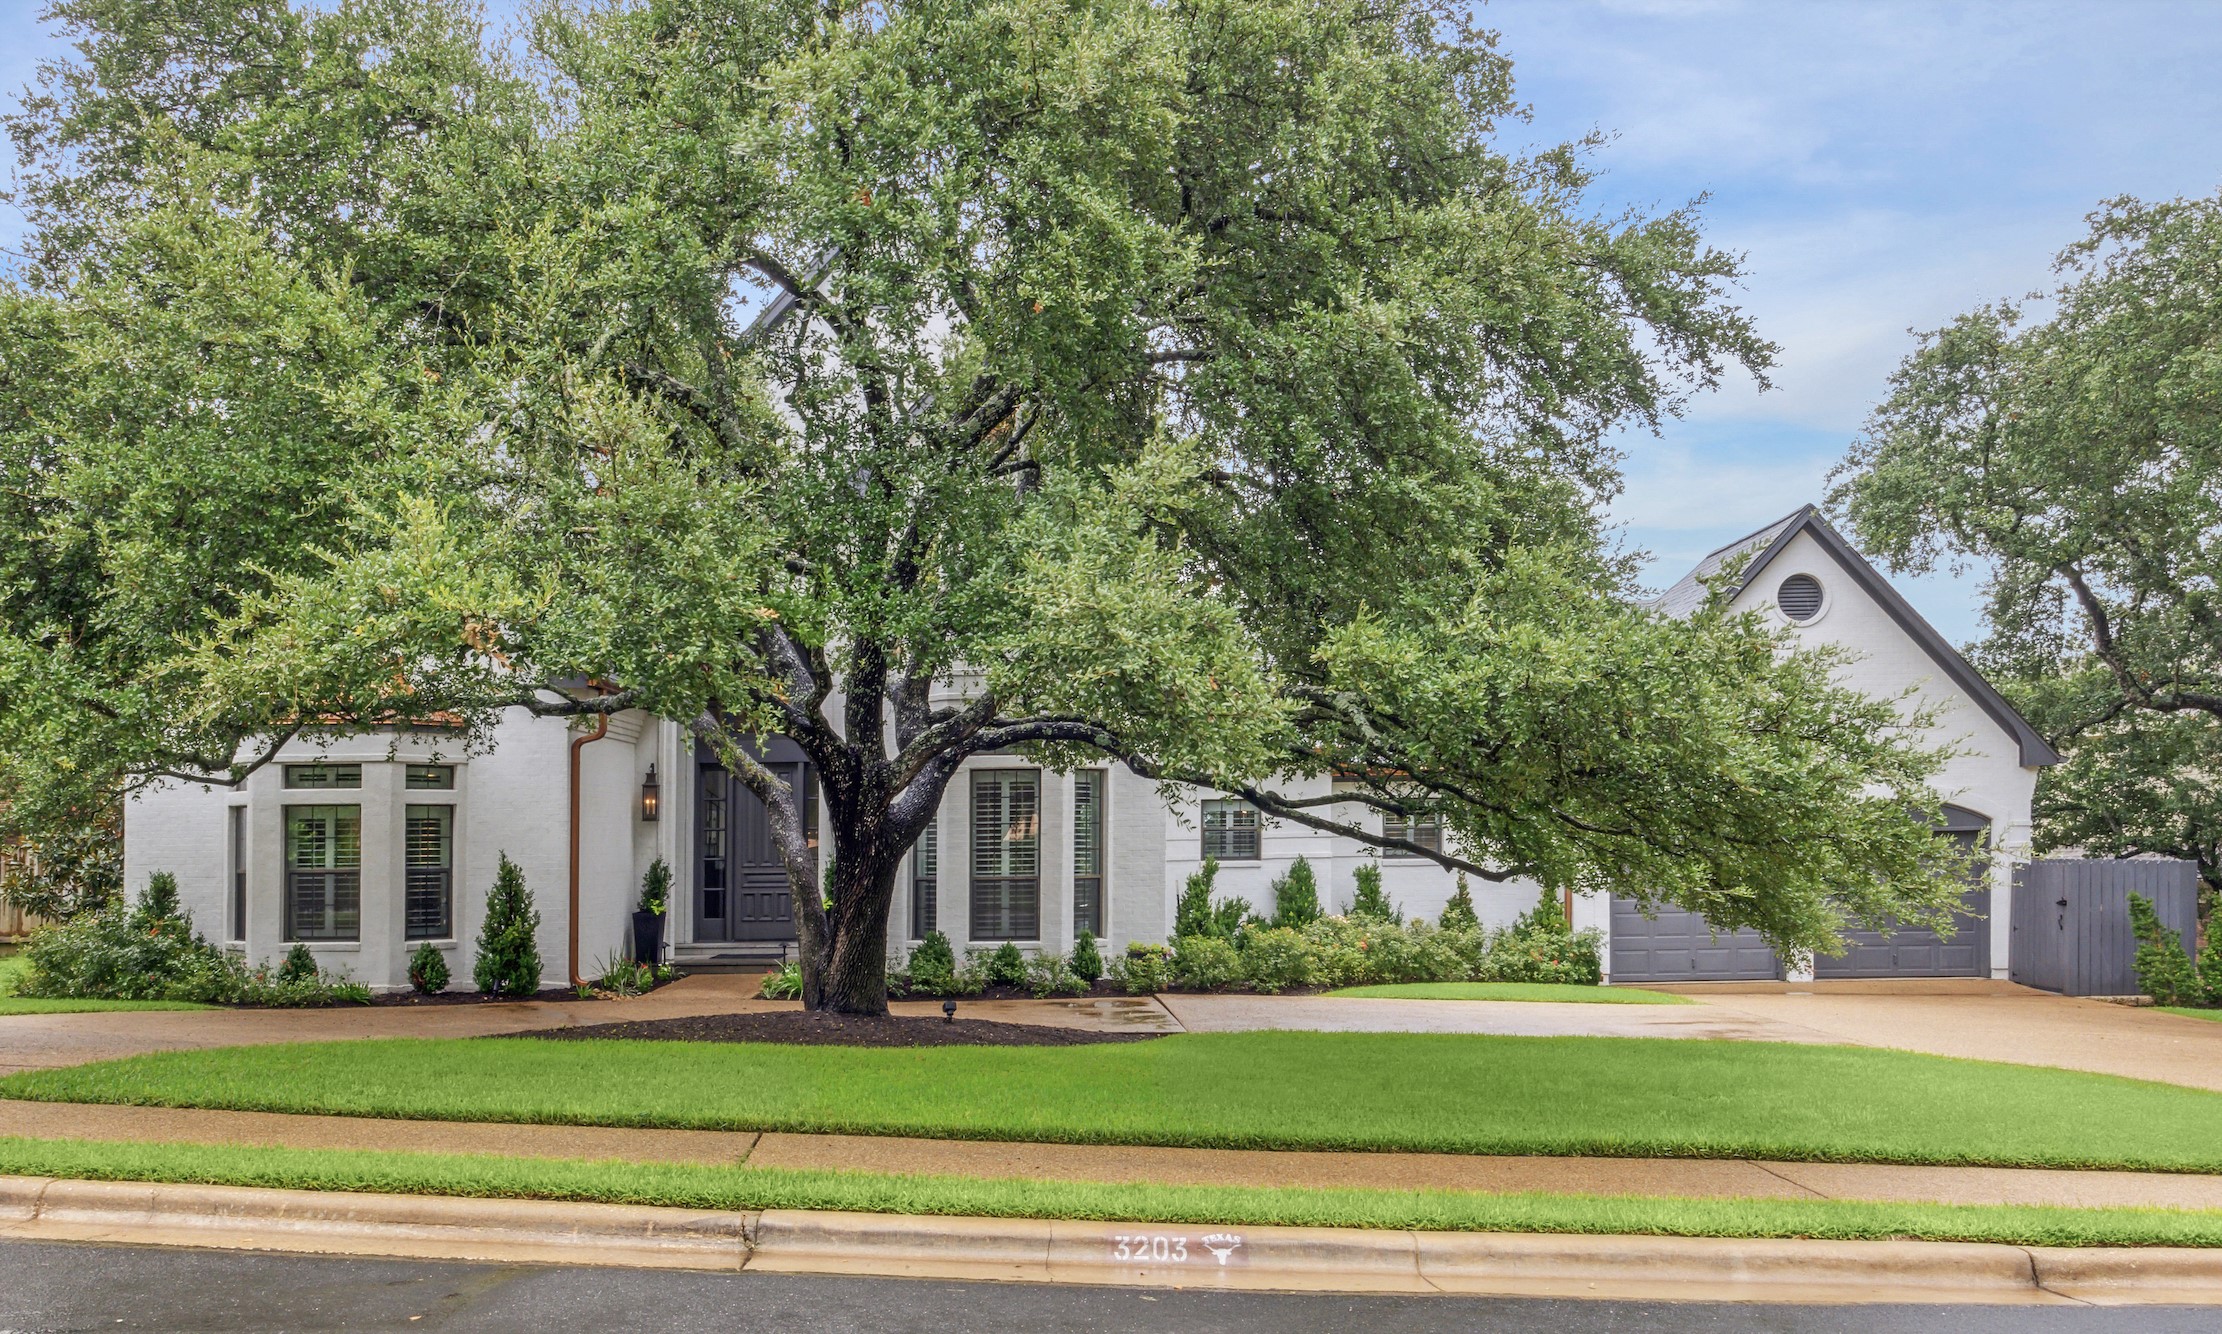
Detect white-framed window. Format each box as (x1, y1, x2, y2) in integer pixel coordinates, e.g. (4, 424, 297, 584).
(1201, 798, 1261, 861)
(1382, 809, 1442, 857)
(285, 805, 361, 941)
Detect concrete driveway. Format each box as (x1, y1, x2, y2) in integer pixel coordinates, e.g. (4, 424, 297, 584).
(13, 974, 2222, 1094)
(1666, 980, 2222, 1093)
(1154, 993, 1839, 1044)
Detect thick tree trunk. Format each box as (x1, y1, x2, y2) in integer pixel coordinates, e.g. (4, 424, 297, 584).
(799, 840, 901, 1016)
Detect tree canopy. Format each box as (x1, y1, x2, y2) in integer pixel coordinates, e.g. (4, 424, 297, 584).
(0, 0, 1966, 1010)
(1833, 194, 2222, 908)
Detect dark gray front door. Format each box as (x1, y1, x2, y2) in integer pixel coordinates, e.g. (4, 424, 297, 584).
(1609, 898, 1779, 982)
(1816, 831, 1988, 978)
(695, 759, 813, 944)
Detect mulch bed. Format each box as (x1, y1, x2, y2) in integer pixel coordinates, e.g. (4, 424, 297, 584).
(525, 1009, 1167, 1048)
(368, 986, 579, 1007)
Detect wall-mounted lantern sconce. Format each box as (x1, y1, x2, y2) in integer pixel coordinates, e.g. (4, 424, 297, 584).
(640, 764, 661, 823)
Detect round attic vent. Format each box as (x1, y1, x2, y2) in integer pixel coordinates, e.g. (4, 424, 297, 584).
(1776, 573, 1825, 623)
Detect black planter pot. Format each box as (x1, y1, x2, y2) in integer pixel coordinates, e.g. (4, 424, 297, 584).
(631, 910, 666, 967)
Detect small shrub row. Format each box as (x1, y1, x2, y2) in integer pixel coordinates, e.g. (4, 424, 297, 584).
(868, 886, 1601, 999)
(1122, 910, 1600, 995)
(15, 874, 371, 1006)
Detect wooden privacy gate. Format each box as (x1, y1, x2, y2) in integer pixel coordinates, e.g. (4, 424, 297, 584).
(2010, 858, 2199, 997)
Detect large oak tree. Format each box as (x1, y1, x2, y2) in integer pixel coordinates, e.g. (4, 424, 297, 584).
(0, 0, 1964, 1012)
(1834, 195, 2222, 912)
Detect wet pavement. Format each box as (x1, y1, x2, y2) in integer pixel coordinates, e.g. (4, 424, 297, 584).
(13, 1239, 2216, 1334)
(1154, 992, 1840, 1043)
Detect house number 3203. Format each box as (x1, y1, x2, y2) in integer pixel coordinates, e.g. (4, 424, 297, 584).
(1112, 1234, 1188, 1262)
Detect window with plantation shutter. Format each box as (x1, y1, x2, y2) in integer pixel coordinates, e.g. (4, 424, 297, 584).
(404, 804, 453, 939)
(285, 805, 360, 941)
(910, 818, 938, 940)
(1073, 771, 1104, 936)
(970, 770, 1039, 940)
(1201, 799, 1260, 861)
(1382, 809, 1442, 857)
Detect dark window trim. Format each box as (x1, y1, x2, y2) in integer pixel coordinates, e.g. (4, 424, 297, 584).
(1381, 810, 1442, 857)
(1200, 798, 1261, 862)
(404, 803, 454, 940)
(970, 768, 1041, 941)
(911, 818, 939, 941)
(284, 804, 361, 943)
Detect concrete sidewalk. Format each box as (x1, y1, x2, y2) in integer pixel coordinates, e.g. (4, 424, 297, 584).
(8, 1098, 2222, 1213)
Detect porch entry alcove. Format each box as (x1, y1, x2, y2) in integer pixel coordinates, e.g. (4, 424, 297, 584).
(694, 733, 817, 945)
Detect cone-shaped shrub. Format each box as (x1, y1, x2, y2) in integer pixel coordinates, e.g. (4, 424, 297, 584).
(408, 942, 450, 995)
(474, 853, 542, 998)
(1272, 856, 1321, 928)
(1072, 929, 1104, 983)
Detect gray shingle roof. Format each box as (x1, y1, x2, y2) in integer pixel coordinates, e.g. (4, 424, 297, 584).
(1648, 509, 1809, 618)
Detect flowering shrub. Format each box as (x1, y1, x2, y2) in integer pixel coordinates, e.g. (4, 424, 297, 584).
(1171, 934, 1244, 989)
(1238, 926, 1311, 993)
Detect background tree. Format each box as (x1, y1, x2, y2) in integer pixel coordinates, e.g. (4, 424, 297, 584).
(0, 0, 1965, 1014)
(1833, 194, 2222, 909)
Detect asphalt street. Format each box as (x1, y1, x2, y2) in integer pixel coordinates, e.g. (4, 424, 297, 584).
(0, 1240, 2211, 1333)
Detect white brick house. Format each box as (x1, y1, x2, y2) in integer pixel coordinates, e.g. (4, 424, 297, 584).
(124, 505, 2054, 990)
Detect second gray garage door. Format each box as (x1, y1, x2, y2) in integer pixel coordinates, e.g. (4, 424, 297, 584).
(1609, 897, 1780, 982)
(1814, 828, 1991, 979)
(1814, 887, 1989, 978)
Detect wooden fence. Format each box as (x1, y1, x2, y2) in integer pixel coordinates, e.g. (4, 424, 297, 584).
(0, 841, 50, 940)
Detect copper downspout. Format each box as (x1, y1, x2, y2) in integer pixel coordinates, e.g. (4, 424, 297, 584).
(568, 714, 609, 988)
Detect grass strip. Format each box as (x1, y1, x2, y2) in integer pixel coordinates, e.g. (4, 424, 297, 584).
(11, 1030, 2222, 1173)
(1323, 982, 1689, 1004)
(2160, 1007, 2222, 1023)
(3, 1134, 2221, 1249)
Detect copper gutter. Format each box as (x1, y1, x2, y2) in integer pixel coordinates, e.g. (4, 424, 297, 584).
(568, 713, 610, 988)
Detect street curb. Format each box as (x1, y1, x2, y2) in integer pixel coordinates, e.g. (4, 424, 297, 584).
(2, 1175, 2220, 1304)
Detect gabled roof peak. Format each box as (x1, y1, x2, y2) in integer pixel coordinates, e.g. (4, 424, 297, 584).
(1651, 505, 2060, 769)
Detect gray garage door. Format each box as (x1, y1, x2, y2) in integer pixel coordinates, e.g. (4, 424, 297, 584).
(1814, 829, 1990, 979)
(1609, 898, 1780, 982)
(1813, 888, 1989, 977)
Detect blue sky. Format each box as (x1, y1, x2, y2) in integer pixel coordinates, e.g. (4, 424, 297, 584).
(1483, 0, 2222, 642)
(4, 0, 2219, 643)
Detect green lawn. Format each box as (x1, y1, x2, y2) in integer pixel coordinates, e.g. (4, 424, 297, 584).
(1325, 982, 1689, 1004)
(4, 1135, 2220, 1248)
(2161, 1006, 2222, 1022)
(0, 953, 212, 1016)
(12, 1031, 2222, 1172)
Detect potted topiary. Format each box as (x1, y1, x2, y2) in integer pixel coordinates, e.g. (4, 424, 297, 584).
(633, 858, 670, 968)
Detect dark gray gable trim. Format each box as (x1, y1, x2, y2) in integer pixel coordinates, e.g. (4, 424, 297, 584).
(1730, 506, 2062, 769)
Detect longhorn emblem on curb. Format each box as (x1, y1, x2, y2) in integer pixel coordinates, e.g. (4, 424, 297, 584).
(1202, 1233, 1243, 1265)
